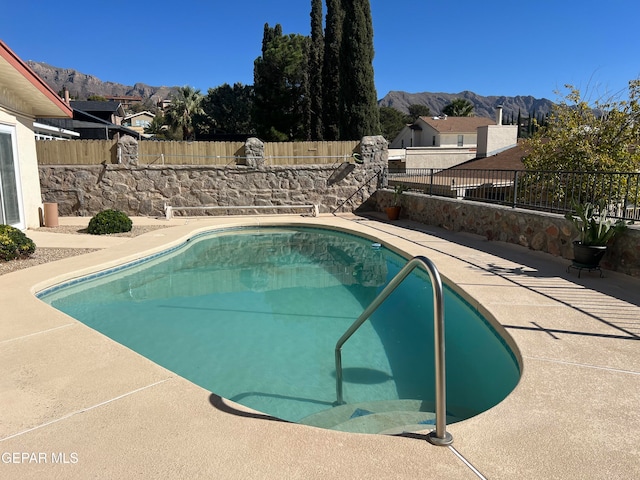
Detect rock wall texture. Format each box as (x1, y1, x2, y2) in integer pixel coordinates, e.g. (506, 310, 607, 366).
(376, 190, 640, 277)
(39, 162, 385, 218)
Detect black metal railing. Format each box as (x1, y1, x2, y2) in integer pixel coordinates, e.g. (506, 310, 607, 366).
(388, 168, 640, 221)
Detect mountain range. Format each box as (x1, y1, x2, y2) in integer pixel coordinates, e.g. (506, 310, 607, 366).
(27, 60, 554, 120)
(26, 61, 177, 105)
(378, 90, 554, 121)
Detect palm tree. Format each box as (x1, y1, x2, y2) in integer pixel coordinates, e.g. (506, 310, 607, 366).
(165, 86, 204, 140)
(144, 115, 167, 136)
(442, 98, 475, 117)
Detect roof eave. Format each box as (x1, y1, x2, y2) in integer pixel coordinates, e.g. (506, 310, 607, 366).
(0, 40, 73, 118)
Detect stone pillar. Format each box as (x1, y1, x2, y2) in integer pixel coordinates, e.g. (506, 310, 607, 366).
(118, 135, 139, 166)
(241, 137, 265, 167)
(360, 135, 388, 164)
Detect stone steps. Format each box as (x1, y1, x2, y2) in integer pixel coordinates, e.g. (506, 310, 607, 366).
(298, 399, 462, 435)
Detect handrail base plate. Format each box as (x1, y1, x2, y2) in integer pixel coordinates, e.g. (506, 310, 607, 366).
(426, 431, 453, 446)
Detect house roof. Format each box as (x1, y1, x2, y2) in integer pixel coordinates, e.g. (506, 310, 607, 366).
(40, 111, 141, 138)
(0, 40, 72, 118)
(124, 111, 155, 120)
(420, 116, 495, 133)
(70, 100, 125, 116)
(451, 141, 529, 170)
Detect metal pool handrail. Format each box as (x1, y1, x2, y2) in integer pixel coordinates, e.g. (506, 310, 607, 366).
(334, 255, 453, 446)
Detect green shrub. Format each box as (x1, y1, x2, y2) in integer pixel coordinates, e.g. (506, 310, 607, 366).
(87, 209, 132, 235)
(0, 225, 36, 261)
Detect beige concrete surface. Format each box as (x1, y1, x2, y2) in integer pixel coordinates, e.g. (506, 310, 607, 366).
(1, 213, 639, 479)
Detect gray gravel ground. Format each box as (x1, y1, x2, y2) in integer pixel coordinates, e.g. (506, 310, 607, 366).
(0, 225, 168, 276)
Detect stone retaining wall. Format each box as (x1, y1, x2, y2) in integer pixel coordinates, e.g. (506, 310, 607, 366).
(376, 190, 640, 277)
(39, 162, 384, 217)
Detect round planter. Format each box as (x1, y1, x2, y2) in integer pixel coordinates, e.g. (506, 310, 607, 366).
(572, 241, 607, 267)
(385, 206, 401, 220)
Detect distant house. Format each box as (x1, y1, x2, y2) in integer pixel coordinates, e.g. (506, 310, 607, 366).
(389, 140, 529, 201)
(123, 111, 155, 136)
(104, 95, 143, 111)
(71, 100, 125, 125)
(389, 107, 518, 169)
(0, 39, 73, 229)
(38, 99, 140, 140)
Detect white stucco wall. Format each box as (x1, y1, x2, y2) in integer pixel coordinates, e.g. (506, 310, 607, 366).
(405, 147, 477, 169)
(439, 132, 478, 148)
(0, 107, 43, 229)
(477, 125, 518, 157)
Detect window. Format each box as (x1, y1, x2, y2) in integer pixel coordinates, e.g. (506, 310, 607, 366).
(432, 136, 436, 146)
(0, 125, 23, 227)
(457, 135, 464, 147)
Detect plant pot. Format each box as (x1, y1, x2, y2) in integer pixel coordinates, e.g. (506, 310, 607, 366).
(572, 241, 607, 267)
(385, 206, 401, 220)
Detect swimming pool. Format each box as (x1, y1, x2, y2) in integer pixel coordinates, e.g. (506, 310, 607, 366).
(38, 226, 520, 434)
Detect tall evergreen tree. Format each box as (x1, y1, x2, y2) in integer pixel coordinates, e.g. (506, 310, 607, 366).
(338, 0, 380, 139)
(308, 0, 324, 140)
(253, 24, 309, 141)
(199, 83, 255, 136)
(322, 0, 344, 140)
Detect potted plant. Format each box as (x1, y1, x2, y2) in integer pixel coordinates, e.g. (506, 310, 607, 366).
(385, 184, 408, 220)
(564, 201, 628, 268)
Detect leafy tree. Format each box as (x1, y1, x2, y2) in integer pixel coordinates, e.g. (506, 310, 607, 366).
(253, 24, 309, 141)
(199, 83, 255, 136)
(128, 99, 159, 115)
(378, 104, 432, 142)
(379, 106, 408, 141)
(407, 104, 431, 120)
(87, 95, 107, 101)
(322, 0, 344, 140)
(523, 81, 640, 206)
(165, 86, 204, 140)
(308, 0, 324, 140)
(524, 81, 640, 172)
(338, 0, 380, 139)
(442, 98, 474, 117)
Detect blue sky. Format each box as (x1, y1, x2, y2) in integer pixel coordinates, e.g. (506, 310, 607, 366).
(2, 1, 639, 102)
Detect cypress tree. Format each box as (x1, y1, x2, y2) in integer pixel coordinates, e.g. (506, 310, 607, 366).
(338, 0, 380, 139)
(308, 0, 324, 140)
(253, 24, 309, 140)
(322, 0, 344, 140)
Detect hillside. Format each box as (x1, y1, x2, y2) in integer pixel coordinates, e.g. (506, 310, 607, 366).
(378, 90, 555, 121)
(26, 61, 177, 104)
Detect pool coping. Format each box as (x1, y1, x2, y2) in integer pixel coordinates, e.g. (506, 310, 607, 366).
(1, 214, 639, 479)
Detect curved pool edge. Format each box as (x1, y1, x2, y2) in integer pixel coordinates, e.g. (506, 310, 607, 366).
(2, 214, 638, 479)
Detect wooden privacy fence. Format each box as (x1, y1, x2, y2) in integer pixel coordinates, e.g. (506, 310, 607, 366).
(36, 139, 361, 166)
(36, 139, 117, 165)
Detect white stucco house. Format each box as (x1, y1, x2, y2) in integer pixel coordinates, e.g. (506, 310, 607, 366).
(0, 40, 72, 229)
(389, 107, 518, 169)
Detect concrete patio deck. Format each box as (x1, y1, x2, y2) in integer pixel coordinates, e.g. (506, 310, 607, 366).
(1, 214, 638, 479)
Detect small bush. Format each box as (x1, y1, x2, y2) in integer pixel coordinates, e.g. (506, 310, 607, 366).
(87, 209, 133, 235)
(0, 224, 36, 261)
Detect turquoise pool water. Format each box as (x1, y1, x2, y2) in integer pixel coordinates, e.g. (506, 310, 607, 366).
(39, 227, 520, 431)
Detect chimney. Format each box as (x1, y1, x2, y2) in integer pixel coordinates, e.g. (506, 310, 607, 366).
(495, 105, 503, 125)
(63, 86, 70, 105)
